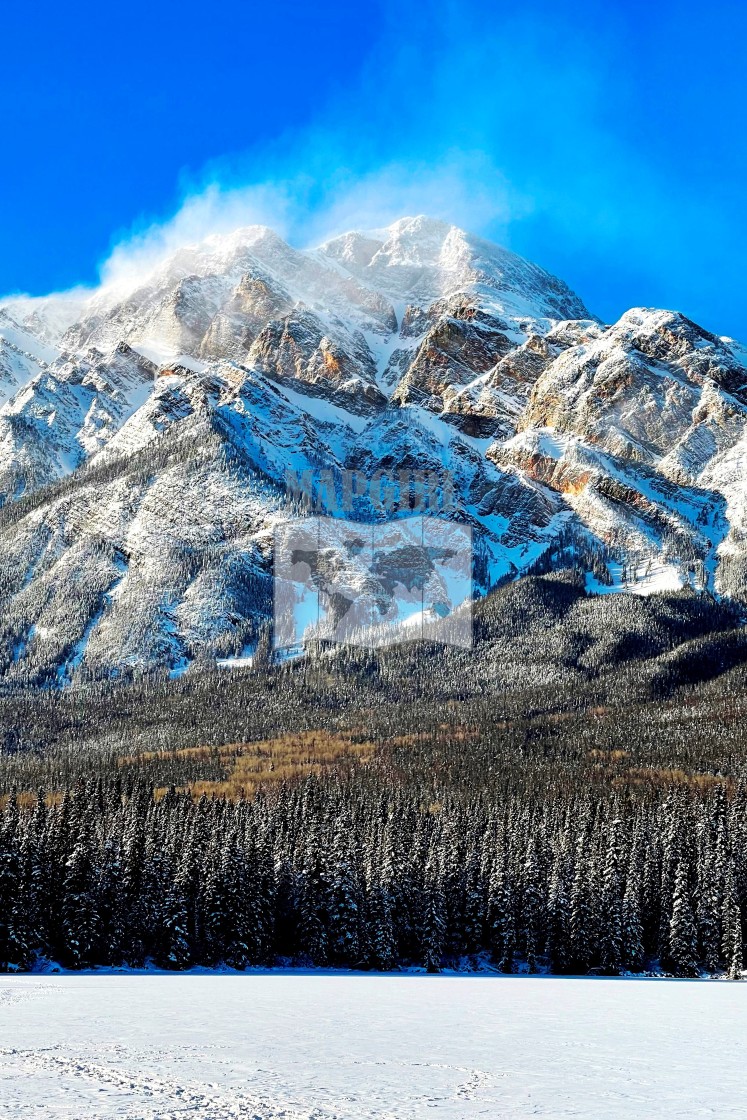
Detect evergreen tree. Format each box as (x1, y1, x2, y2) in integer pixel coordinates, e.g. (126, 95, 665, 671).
(0, 796, 29, 970)
(621, 861, 645, 973)
(569, 843, 593, 973)
(420, 856, 446, 973)
(668, 859, 698, 977)
(60, 833, 100, 968)
(521, 840, 544, 973)
(489, 861, 516, 974)
(722, 865, 743, 980)
(599, 817, 624, 974)
(546, 841, 571, 973)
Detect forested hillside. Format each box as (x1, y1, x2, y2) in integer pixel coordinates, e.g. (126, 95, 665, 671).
(2, 573, 747, 977)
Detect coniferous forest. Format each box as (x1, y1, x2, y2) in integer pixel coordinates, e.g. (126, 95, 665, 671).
(2, 571, 747, 977)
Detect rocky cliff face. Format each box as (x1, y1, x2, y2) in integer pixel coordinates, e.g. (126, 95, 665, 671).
(0, 215, 744, 682)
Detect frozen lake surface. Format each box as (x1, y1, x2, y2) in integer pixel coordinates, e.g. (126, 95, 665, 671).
(1, 973, 745, 1118)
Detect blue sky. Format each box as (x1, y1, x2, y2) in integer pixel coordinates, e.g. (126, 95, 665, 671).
(2, 0, 746, 338)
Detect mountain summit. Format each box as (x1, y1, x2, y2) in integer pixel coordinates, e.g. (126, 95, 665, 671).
(0, 217, 745, 683)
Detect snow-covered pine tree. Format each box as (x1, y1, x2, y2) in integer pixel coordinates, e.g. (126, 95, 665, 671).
(722, 864, 743, 980)
(60, 823, 100, 968)
(569, 839, 594, 973)
(668, 859, 698, 977)
(545, 836, 571, 973)
(420, 852, 446, 973)
(521, 838, 545, 973)
(621, 833, 645, 973)
(599, 816, 625, 974)
(0, 795, 29, 970)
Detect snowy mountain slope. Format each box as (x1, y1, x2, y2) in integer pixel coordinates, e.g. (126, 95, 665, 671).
(0, 342, 157, 503)
(0, 357, 367, 683)
(498, 308, 747, 593)
(519, 309, 747, 478)
(318, 215, 592, 321)
(0, 216, 745, 681)
(0, 419, 275, 685)
(0, 310, 57, 408)
(0, 357, 570, 682)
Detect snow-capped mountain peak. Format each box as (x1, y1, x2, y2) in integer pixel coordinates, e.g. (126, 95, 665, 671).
(319, 215, 592, 321)
(0, 217, 745, 683)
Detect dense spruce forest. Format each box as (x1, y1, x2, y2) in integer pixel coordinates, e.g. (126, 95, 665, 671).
(2, 571, 747, 977)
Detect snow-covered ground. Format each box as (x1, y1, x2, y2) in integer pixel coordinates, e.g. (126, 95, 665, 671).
(1, 974, 745, 1118)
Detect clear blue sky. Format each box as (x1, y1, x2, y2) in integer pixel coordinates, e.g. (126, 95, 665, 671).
(2, 0, 746, 339)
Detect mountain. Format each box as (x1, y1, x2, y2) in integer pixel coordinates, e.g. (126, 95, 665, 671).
(0, 214, 745, 684)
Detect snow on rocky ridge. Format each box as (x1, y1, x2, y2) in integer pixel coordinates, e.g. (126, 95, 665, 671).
(0, 215, 745, 682)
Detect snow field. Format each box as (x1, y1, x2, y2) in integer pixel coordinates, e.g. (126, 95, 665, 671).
(1, 973, 746, 1118)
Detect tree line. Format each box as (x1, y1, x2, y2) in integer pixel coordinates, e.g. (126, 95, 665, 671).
(0, 771, 743, 977)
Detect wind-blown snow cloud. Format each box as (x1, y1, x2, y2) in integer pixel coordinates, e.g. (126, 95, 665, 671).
(96, 0, 561, 296)
(98, 153, 525, 295)
(91, 0, 677, 315)
(7, 0, 745, 339)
